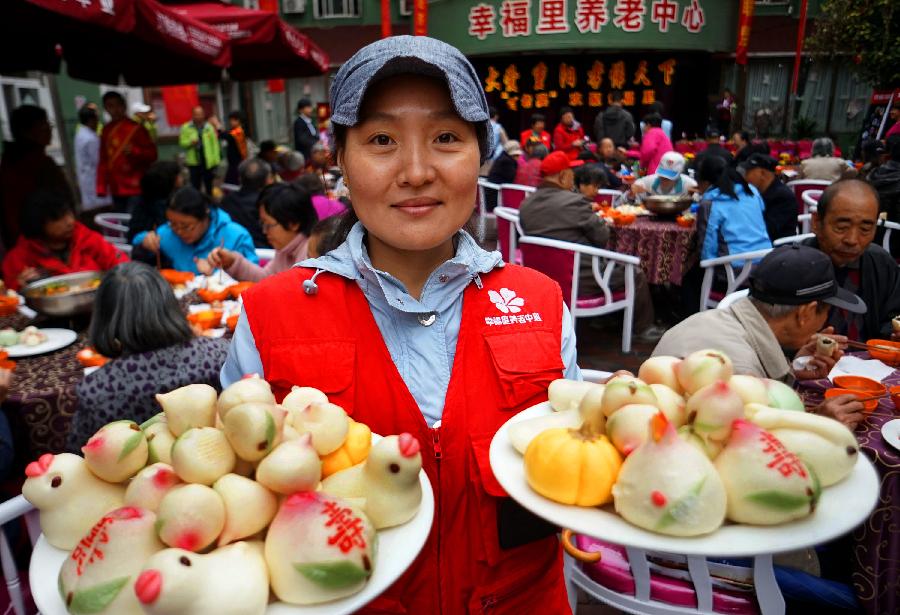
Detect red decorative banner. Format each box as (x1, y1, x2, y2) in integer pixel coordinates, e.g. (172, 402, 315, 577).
(161, 85, 199, 125)
(413, 0, 428, 36)
(267, 79, 285, 93)
(381, 0, 391, 39)
(735, 0, 754, 66)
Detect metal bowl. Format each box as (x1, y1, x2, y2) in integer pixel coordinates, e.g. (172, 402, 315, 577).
(643, 195, 694, 217)
(22, 271, 102, 317)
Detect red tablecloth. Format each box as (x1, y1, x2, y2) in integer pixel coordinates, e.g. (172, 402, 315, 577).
(797, 362, 900, 615)
(607, 217, 697, 286)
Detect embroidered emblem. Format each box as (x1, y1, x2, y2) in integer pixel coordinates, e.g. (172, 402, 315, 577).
(488, 288, 525, 314)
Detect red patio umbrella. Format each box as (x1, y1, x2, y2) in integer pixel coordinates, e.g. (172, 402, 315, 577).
(1, 0, 231, 86)
(169, 2, 329, 79)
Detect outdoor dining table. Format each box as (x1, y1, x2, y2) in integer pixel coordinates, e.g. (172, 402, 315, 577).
(796, 360, 900, 615)
(607, 216, 698, 286)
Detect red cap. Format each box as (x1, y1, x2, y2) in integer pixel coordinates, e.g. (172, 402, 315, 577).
(540, 151, 583, 176)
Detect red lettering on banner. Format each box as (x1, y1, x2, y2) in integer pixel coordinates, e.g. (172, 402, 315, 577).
(468, 3, 497, 39)
(575, 0, 609, 33)
(633, 60, 652, 86)
(532, 62, 549, 90)
(658, 58, 676, 85)
(485, 66, 502, 92)
(758, 431, 808, 479)
(650, 0, 678, 33)
(613, 0, 646, 32)
(609, 60, 626, 89)
(681, 0, 705, 33)
(587, 60, 605, 89)
(537, 0, 570, 34)
(501, 0, 532, 37)
(559, 63, 577, 88)
(503, 65, 521, 92)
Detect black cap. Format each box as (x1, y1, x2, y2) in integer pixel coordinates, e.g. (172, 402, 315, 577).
(749, 244, 866, 313)
(742, 153, 778, 173)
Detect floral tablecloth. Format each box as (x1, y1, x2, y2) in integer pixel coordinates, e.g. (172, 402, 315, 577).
(797, 363, 900, 615)
(607, 217, 697, 286)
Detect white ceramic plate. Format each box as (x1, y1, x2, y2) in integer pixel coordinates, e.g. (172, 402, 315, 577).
(881, 419, 900, 452)
(490, 402, 880, 557)
(30, 439, 434, 615)
(3, 328, 77, 358)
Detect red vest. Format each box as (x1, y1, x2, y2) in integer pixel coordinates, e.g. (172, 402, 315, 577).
(244, 265, 571, 614)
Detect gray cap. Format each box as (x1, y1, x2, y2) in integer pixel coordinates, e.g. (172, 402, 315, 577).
(330, 35, 491, 161)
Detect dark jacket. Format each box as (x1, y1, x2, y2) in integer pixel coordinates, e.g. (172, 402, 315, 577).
(486, 153, 519, 210)
(869, 160, 900, 255)
(128, 196, 167, 242)
(594, 106, 635, 148)
(802, 236, 900, 340)
(519, 184, 610, 295)
(761, 178, 798, 241)
(219, 188, 269, 248)
(67, 337, 230, 451)
(293, 115, 318, 161)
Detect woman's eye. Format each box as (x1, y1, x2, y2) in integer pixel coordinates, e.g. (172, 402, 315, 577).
(371, 134, 393, 146)
(436, 133, 458, 144)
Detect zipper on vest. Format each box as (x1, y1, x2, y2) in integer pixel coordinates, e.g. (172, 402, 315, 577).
(432, 426, 442, 610)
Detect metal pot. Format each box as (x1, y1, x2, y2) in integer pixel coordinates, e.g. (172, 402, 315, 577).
(643, 195, 694, 217)
(22, 271, 101, 317)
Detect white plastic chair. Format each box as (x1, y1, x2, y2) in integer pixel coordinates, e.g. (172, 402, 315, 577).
(878, 219, 900, 256)
(699, 248, 773, 311)
(799, 190, 823, 233)
(498, 183, 536, 210)
(476, 178, 501, 242)
(94, 212, 131, 245)
(716, 288, 750, 310)
(773, 231, 815, 247)
(517, 235, 640, 353)
(493, 206, 524, 264)
(0, 495, 40, 615)
(596, 188, 624, 208)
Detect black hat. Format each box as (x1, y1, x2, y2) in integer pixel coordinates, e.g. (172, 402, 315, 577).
(749, 244, 866, 313)
(296, 98, 313, 110)
(741, 153, 778, 173)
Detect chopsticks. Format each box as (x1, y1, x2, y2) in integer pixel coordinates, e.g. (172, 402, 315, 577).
(153, 225, 161, 270)
(217, 239, 225, 286)
(845, 340, 897, 353)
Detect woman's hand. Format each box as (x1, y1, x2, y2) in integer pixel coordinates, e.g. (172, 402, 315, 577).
(141, 231, 161, 253)
(16, 267, 39, 288)
(206, 247, 236, 270)
(0, 368, 11, 404)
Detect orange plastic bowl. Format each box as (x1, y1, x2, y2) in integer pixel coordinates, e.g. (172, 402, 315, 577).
(225, 314, 239, 331)
(159, 269, 195, 285)
(832, 375, 886, 395)
(188, 310, 224, 330)
(0, 358, 15, 371)
(77, 348, 108, 368)
(867, 339, 900, 367)
(228, 282, 255, 299)
(197, 288, 230, 303)
(615, 214, 637, 226)
(890, 385, 900, 412)
(824, 388, 879, 413)
(675, 216, 694, 228)
(0, 296, 18, 316)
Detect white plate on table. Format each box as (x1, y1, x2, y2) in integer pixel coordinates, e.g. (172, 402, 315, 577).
(881, 419, 900, 452)
(30, 443, 434, 615)
(490, 402, 880, 557)
(2, 328, 77, 358)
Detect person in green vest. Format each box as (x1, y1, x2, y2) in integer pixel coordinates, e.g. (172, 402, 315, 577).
(131, 101, 157, 142)
(180, 105, 221, 194)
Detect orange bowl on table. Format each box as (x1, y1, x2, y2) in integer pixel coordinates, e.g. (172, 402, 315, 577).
(77, 347, 108, 368)
(159, 269, 195, 285)
(614, 214, 636, 226)
(824, 388, 879, 413)
(228, 282, 255, 299)
(890, 386, 900, 412)
(0, 295, 18, 316)
(225, 314, 240, 331)
(188, 310, 224, 330)
(866, 339, 900, 367)
(0, 358, 15, 371)
(197, 288, 230, 303)
(675, 215, 694, 228)
(832, 375, 886, 395)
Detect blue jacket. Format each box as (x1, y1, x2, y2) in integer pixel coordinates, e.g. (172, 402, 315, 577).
(133, 208, 258, 274)
(221, 223, 581, 425)
(697, 184, 772, 264)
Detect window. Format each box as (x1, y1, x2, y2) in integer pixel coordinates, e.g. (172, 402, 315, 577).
(313, 0, 360, 18)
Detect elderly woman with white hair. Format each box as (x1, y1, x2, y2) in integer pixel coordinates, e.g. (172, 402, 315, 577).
(799, 136, 857, 182)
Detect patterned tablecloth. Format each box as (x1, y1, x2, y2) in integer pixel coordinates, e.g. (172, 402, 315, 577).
(797, 362, 900, 615)
(607, 217, 698, 286)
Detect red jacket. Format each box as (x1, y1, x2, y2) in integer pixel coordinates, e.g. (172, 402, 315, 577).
(96, 118, 157, 198)
(244, 265, 571, 614)
(553, 123, 585, 160)
(519, 129, 552, 151)
(2, 222, 128, 290)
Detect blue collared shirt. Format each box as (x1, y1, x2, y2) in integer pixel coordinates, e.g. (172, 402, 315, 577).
(221, 223, 581, 425)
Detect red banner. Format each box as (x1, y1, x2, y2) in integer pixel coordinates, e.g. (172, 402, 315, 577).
(267, 79, 285, 93)
(161, 85, 199, 125)
(790, 0, 809, 95)
(413, 0, 428, 36)
(735, 0, 754, 66)
(381, 0, 391, 39)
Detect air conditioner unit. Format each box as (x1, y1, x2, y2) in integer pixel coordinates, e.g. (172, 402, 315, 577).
(398, 0, 412, 16)
(283, 0, 306, 14)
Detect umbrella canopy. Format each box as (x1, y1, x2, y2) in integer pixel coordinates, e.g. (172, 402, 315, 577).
(169, 2, 329, 79)
(1, 0, 231, 86)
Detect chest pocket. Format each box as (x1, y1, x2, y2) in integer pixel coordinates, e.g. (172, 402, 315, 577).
(264, 339, 356, 410)
(483, 329, 565, 412)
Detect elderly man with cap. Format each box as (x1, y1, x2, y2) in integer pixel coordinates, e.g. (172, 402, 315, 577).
(654, 244, 868, 428)
(741, 153, 798, 241)
(801, 179, 900, 341)
(520, 151, 664, 341)
(618, 151, 696, 205)
(130, 101, 157, 142)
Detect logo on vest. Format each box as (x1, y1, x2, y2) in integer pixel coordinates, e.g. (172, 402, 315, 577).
(485, 288, 543, 326)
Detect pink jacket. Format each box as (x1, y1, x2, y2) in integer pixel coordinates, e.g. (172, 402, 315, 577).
(225, 233, 309, 282)
(640, 127, 673, 176)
